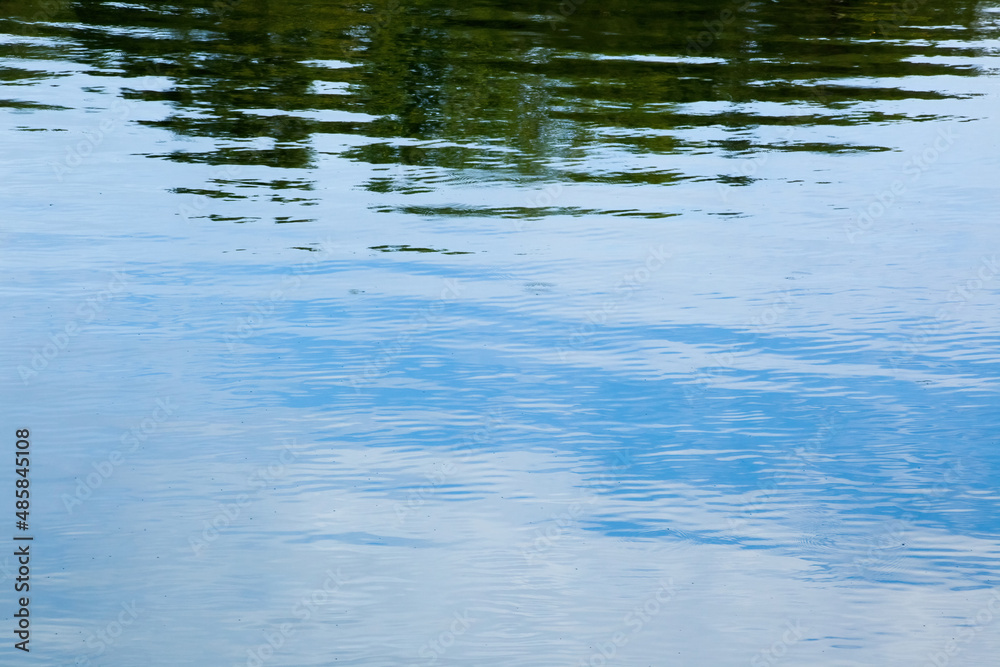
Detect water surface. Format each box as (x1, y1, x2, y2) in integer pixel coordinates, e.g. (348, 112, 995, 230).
(2, 0, 1000, 665)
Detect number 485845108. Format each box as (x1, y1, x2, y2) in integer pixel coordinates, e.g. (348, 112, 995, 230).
(15, 429, 29, 527)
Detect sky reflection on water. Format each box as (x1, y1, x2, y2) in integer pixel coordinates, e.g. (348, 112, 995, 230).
(2, 0, 1000, 665)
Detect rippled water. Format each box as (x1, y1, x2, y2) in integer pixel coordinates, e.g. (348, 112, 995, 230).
(3, 0, 1000, 664)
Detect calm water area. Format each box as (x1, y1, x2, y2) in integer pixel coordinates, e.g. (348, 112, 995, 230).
(2, 0, 1000, 664)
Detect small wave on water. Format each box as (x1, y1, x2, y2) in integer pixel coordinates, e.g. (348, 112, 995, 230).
(2, 0, 1000, 664)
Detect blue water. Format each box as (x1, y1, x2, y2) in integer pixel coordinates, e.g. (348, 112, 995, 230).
(2, 0, 1000, 665)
